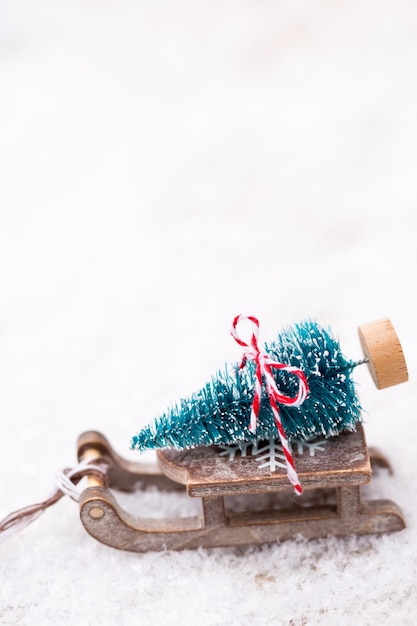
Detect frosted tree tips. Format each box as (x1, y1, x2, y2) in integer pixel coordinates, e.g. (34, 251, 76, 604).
(358, 318, 408, 389)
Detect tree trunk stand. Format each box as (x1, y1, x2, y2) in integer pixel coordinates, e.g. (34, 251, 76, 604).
(77, 425, 405, 553)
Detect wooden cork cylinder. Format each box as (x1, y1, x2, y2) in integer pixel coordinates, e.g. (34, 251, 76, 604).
(358, 318, 408, 389)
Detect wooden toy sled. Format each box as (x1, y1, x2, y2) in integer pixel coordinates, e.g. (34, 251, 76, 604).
(77, 318, 408, 553)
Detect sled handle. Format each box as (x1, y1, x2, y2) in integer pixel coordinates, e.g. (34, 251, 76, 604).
(358, 318, 408, 389)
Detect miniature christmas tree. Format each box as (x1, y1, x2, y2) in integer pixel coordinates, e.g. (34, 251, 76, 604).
(131, 317, 363, 454)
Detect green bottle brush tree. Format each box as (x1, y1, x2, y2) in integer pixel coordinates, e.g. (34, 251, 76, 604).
(131, 319, 364, 453)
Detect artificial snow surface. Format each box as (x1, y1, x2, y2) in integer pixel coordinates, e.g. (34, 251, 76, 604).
(1, 1, 417, 624)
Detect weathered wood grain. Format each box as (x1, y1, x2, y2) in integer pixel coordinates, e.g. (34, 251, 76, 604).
(157, 427, 371, 497)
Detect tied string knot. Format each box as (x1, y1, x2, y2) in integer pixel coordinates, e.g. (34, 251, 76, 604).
(231, 314, 309, 494)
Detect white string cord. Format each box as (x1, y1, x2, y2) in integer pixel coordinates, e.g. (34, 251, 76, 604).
(0, 503, 47, 544)
(0, 459, 108, 544)
(54, 460, 107, 502)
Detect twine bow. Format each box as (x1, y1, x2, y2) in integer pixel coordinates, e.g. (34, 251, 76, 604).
(231, 314, 309, 494)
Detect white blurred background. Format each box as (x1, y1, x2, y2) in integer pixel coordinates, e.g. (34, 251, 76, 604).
(1, 2, 416, 624)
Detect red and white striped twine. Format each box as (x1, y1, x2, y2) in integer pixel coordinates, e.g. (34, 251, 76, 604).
(231, 314, 309, 495)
